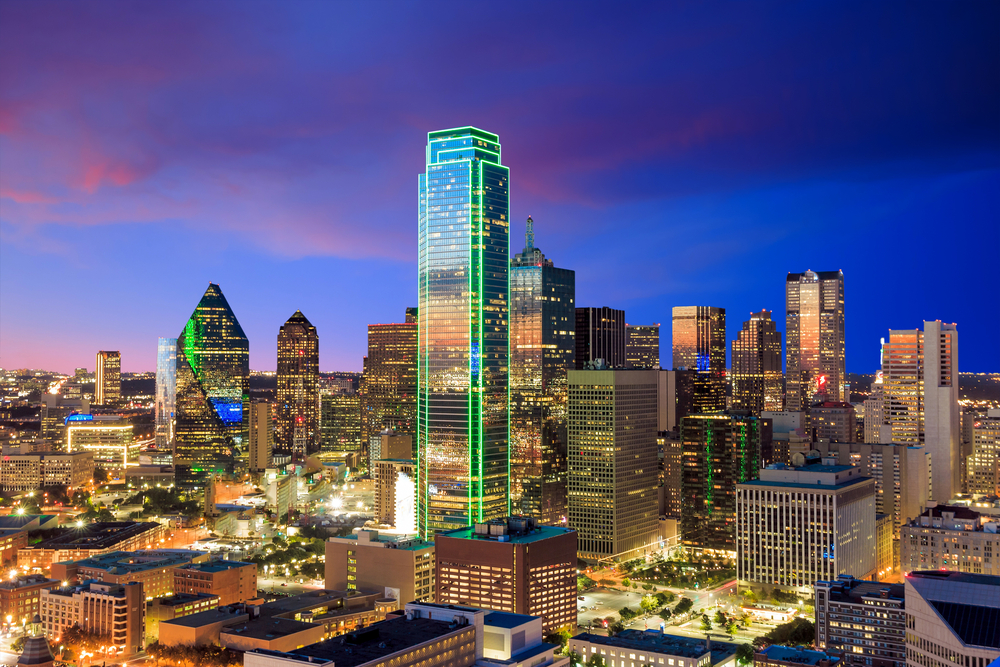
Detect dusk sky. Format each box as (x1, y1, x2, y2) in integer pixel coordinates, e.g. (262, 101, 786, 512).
(1, 1, 997, 374)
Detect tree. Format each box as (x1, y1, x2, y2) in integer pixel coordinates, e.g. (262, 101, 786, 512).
(640, 595, 657, 614)
(714, 609, 728, 627)
(674, 597, 693, 615)
(607, 621, 625, 637)
(622, 578, 631, 588)
(643, 582, 654, 592)
(753, 618, 815, 650)
(726, 620, 739, 637)
(700, 615, 713, 633)
(567, 651, 583, 666)
(587, 655, 607, 667)
(545, 629, 572, 654)
(93, 468, 109, 484)
(735, 644, 755, 665)
(659, 609, 672, 622)
(618, 607, 637, 622)
(741, 589, 757, 603)
(741, 614, 753, 629)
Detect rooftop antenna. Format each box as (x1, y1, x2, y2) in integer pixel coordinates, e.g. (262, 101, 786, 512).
(526, 215, 534, 250)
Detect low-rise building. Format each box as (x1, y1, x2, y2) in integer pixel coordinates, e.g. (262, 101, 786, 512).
(901, 505, 998, 576)
(569, 630, 739, 667)
(17, 521, 169, 571)
(0, 575, 59, 626)
(903, 571, 1000, 667)
(0, 529, 29, 565)
(39, 581, 145, 657)
(814, 576, 905, 667)
(221, 617, 326, 653)
(754, 645, 842, 667)
(435, 517, 577, 634)
(51, 549, 206, 599)
(173, 560, 257, 605)
(159, 603, 250, 647)
(0, 452, 94, 493)
(147, 592, 219, 641)
(325, 530, 434, 603)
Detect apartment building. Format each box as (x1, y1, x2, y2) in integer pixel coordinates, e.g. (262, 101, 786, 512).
(40, 581, 145, 657)
(0, 575, 59, 626)
(173, 560, 257, 605)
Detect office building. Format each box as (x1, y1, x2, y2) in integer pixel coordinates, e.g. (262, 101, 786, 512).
(904, 571, 1000, 667)
(40, 394, 90, 449)
(369, 429, 411, 471)
(813, 442, 931, 543)
(755, 646, 842, 667)
(17, 521, 169, 571)
(249, 401, 273, 473)
(900, 505, 999, 576)
(968, 409, 1000, 496)
(435, 517, 577, 633)
(876, 513, 894, 579)
(812, 402, 857, 443)
(417, 126, 510, 538)
(65, 415, 137, 469)
(737, 460, 876, 595)
(52, 549, 204, 599)
(568, 369, 659, 560)
(672, 306, 726, 413)
(657, 369, 695, 433)
(147, 593, 220, 641)
(325, 530, 434, 603)
(510, 216, 575, 524)
(173, 560, 257, 606)
(276, 310, 320, 459)
(575, 307, 626, 370)
(785, 270, 846, 411)
(626, 324, 660, 370)
(174, 283, 250, 489)
(814, 576, 906, 667)
(320, 392, 363, 453)
(155, 337, 177, 449)
(865, 382, 889, 444)
(360, 317, 417, 446)
(0, 451, 94, 492)
(681, 412, 767, 553)
(94, 351, 121, 407)
(373, 459, 416, 529)
(40, 581, 145, 657)
(731, 310, 783, 414)
(568, 631, 740, 667)
(0, 575, 58, 626)
(879, 321, 960, 501)
(658, 431, 683, 517)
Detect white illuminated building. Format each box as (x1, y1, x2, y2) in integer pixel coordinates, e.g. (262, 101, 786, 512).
(394, 471, 416, 534)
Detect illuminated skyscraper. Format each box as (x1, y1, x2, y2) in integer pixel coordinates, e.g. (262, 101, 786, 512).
(417, 126, 510, 537)
(671, 306, 726, 413)
(248, 400, 273, 472)
(880, 320, 960, 501)
(360, 314, 417, 447)
(785, 270, 845, 411)
(730, 310, 782, 414)
(510, 216, 575, 524)
(154, 338, 177, 449)
(575, 307, 625, 369)
(276, 310, 319, 459)
(174, 283, 249, 489)
(320, 391, 363, 453)
(94, 351, 121, 407)
(626, 324, 660, 369)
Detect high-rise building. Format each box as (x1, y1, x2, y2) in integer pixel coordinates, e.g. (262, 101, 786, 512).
(657, 431, 683, 517)
(568, 369, 659, 560)
(360, 318, 418, 447)
(880, 321, 960, 501)
(509, 216, 575, 525)
(811, 402, 857, 443)
(814, 577, 906, 667)
(417, 126, 509, 538)
(94, 351, 121, 407)
(737, 460, 876, 595)
(155, 338, 177, 449)
(174, 283, 249, 490)
(320, 392, 363, 454)
(657, 369, 695, 433)
(730, 310, 782, 414)
(248, 401, 273, 473)
(968, 409, 1000, 496)
(575, 307, 626, 369)
(276, 310, 319, 459)
(434, 517, 577, 633)
(680, 412, 767, 553)
(671, 306, 726, 413)
(904, 571, 1000, 667)
(785, 270, 846, 411)
(901, 505, 1000, 576)
(626, 324, 660, 370)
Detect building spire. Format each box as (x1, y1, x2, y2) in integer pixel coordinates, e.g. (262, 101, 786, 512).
(526, 215, 534, 250)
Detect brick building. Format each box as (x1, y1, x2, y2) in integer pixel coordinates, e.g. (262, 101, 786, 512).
(173, 560, 257, 605)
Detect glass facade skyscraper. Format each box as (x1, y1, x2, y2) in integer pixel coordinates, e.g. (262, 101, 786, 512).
(671, 306, 727, 413)
(626, 324, 660, 369)
(785, 270, 846, 411)
(417, 126, 510, 537)
(730, 310, 783, 414)
(95, 351, 121, 407)
(575, 307, 626, 369)
(174, 283, 249, 489)
(510, 216, 575, 524)
(360, 315, 418, 447)
(154, 337, 177, 449)
(276, 310, 320, 459)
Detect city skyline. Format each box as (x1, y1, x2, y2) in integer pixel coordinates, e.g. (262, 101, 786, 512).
(1, 2, 998, 374)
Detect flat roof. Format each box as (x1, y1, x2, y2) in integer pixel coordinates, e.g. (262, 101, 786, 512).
(572, 631, 739, 661)
(0, 516, 55, 529)
(24, 522, 160, 550)
(759, 645, 841, 665)
(69, 550, 195, 573)
(260, 588, 380, 616)
(176, 560, 254, 573)
(0, 576, 58, 591)
(221, 617, 317, 640)
(908, 570, 1000, 587)
(152, 593, 219, 607)
(739, 476, 872, 491)
(161, 605, 249, 628)
(335, 534, 433, 551)
(437, 524, 574, 545)
(484, 611, 535, 630)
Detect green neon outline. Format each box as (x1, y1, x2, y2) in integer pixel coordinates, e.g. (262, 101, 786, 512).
(469, 158, 475, 526)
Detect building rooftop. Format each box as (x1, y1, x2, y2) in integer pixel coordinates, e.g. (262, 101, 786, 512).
(484, 611, 535, 630)
(176, 560, 254, 574)
(332, 532, 433, 551)
(438, 516, 574, 545)
(22, 522, 160, 550)
(221, 617, 318, 641)
(573, 630, 739, 661)
(907, 570, 1000, 587)
(0, 515, 56, 530)
(260, 588, 380, 618)
(161, 604, 250, 628)
(739, 475, 871, 491)
(151, 592, 219, 607)
(287, 615, 469, 667)
(757, 645, 841, 665)
(917, 504, 982, 521)
(66, 549, 196, 573)
(817, 576, 905, 603)
(0, 575, 58, 591)
(928, 601, 1000, 649)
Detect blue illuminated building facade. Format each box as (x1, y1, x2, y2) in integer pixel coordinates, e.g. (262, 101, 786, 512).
(174, 283, 249, 489)
(155, 337, 177, 449)
(417, 126, 510, 538)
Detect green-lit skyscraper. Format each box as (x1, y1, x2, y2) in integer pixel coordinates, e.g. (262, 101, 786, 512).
(417, 126, 510, 537)
(174, 283, 250, 489)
